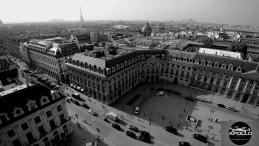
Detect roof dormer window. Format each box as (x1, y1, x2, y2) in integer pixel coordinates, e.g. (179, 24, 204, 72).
(40, 96, 49, 106)
(26, 100, 38, 111)
(237, 66, 242, 72)
(0, 113, 9, 125)
(13, 107, 24, 118)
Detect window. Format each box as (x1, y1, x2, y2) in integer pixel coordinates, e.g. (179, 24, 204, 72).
(0, 114, 8, 124)
(57, 105, 62, 112)
(7, 130, 15, 138)
(38, 126, 46, 137)
(46, 111, 52, 117)
(12, 139, 22, 146)
(34, 117, 41, 124)
(26, 132, 34, 144)
(21, 123, 29, 131)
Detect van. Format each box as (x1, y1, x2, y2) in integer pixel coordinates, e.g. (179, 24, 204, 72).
(106, 112, 118, 121)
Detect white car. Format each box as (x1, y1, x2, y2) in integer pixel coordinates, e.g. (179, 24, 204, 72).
(156, 91, 164, 96)
(134, 107, 140, 115)
(88, 109, 98, 116)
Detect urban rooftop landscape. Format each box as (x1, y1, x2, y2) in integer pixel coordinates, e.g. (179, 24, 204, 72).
(0, 0, 259, 146)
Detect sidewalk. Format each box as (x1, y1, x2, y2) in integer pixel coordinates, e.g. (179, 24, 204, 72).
(69, 120, 108, 146)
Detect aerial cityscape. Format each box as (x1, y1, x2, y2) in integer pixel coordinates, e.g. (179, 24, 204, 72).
(0, 0, 259, 146)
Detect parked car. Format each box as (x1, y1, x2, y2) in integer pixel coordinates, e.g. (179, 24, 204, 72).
(139, 131, 151, 143)
(129, 125, 139, 132)
(217, 104, 226, 108)
(186, 115, 198, 125)
(66, 97, 72, 103)
(184, 96, 196, 102)
(85, 142, 98, 146)
(112, 123, 121, 131)
(126, 131, 137, 139)
(88, 109, 98, 116)
(165, 126, 178, 135)
(179, 141, 191, 146)
(134, 106, 140, 115)
(73, 100, 81, 106)
(82, 103, 90, 109)
(193, 134, 207, 143)
(156, 91, 164, 96)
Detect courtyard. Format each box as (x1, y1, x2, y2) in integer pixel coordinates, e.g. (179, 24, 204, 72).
(112, 81, 259, 143)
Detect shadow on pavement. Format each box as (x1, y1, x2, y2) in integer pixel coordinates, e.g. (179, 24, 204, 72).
(116, 119, 128, 126)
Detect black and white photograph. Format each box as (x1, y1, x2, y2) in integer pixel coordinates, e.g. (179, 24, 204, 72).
(0, 0, 259, 146)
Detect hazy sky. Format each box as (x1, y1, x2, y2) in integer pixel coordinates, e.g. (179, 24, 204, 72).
(0, 0, 259, 25)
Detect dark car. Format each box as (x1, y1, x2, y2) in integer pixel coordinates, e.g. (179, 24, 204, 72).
(165, 126, 178, 135)
(139, 131, 151, 143)
(184, 96, 196, 102)
(82, 103, 90, 109)
(179, 141, 191, 146)
(112, 123, 121, 131)
(73, 100, 81, 106)
(126, 131, 137, 139)
(217, 104, 226, 108)
(129, 125, 139, 132)
(193, 134, 207, 143)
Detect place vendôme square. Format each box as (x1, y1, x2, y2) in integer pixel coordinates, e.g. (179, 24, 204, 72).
(0, 0, 259, 146)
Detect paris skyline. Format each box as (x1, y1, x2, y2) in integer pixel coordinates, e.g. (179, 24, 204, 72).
(0, 0, 259, 26)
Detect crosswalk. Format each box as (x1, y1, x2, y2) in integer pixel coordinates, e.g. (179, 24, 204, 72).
(86, 109, 108, 125)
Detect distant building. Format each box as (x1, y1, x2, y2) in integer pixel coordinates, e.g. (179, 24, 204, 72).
(141, 22, 152, 37)
(0, 83, 72, 146)
(66, 47, 259, 106)
(21, 37, 80, 82)
(198, 48, 241, 59)
(0, 49, 21, 91)
(241, 38, 259, 60)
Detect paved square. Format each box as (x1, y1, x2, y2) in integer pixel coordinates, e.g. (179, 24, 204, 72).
(112, 82, 259, 143)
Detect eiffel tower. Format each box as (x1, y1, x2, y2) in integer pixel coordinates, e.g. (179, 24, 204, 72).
(80, 6, 84, 22)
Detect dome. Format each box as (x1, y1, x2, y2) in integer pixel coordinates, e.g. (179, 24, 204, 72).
(141, 22, 152, 36)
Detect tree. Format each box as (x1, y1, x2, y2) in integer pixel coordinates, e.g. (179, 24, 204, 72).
(202, 37, 213, 48)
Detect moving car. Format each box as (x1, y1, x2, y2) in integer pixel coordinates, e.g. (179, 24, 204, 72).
(193, 134, 207, 143)
(129, 125, 139, 132)
(88, 109, 98, 116)
(134, 106, 140, 115)
(217, 104, 226, 108)
(112, 123, 121, 131)
(126, 131, 137, 139)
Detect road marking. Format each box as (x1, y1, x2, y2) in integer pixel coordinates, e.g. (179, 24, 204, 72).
(98, 109, 107, 118)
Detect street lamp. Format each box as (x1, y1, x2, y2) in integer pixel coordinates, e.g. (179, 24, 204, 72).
(96, 128, 101, 142)
(208, 109, 215, 121)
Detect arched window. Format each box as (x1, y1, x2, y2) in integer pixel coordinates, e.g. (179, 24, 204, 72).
(13, 107, 24, 118)
(236, 66, 242, 72)
(40, 96, 49, 106)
